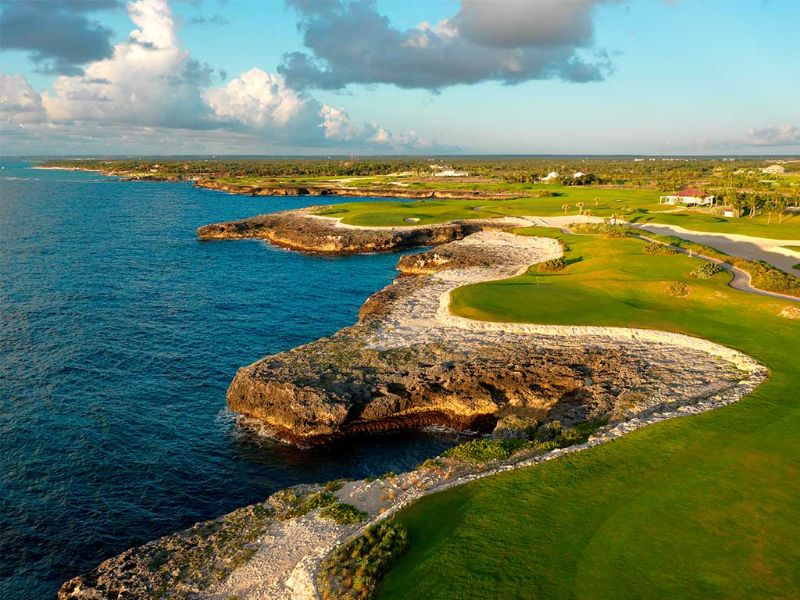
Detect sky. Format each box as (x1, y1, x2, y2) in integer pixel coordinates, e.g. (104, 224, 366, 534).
(0, 0, 798, 156)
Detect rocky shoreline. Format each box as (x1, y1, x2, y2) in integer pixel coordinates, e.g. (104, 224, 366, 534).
(193, 178, 524, 200)
(59, 209, 768, 599)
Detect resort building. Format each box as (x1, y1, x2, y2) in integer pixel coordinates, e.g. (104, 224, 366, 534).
(434, 169, 470, 177)
(573, 171, 586, 178)
(659, 187, 716, 206)
(761, 164, 786, 175)
(540, 171, 560, 182)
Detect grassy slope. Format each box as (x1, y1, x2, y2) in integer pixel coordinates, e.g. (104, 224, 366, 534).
(378, 232, 800, 599)
(316, 186, 800, 239)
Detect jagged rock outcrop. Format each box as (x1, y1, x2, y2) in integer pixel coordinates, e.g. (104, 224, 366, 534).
(194, 178, 525, 200)
(223, 226, 747, 447)
(196, 209, 519, 254)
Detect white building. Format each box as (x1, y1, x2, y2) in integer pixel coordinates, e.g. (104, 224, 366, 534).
(659, 187, 715, 207)
(573, 171, 586, 178)
(761, 164, 786, 175)
(540, 171, 560, 183)
(434, 169, 470, 177)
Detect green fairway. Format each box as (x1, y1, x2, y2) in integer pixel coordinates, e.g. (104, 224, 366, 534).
(377, 231, 800, 599)
(317, 188, 800, 240)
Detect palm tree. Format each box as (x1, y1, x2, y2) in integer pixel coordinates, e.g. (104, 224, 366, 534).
(562, 203, 569, 214)
(594, 197, 599, 207)
(576, 202, 585, 215)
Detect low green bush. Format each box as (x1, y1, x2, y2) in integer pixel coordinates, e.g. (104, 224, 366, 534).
(569, 222, 633, 238)
(280, 490, 337, 520)
(689, 263, 723, 279)
(536, 256, 567, 272)
(669, 281, 690, 297)
(643, 242, 678, 255)
(442, 438, 526, 462)
(319, 519, 409, 600)
(320, 503, 368, 525)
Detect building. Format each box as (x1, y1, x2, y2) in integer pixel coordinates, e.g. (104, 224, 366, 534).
(540, 171, 559, 183)
(761, 164, 786, 175)
(434, 169, 470, 177)
(573, 171, 586, 178)
(659, 187, 715, 207)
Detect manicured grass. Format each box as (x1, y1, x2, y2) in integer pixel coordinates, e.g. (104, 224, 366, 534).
(318, 186, 664, 226)
(315, 188, 800, 240)
(377, 232, 800, 599)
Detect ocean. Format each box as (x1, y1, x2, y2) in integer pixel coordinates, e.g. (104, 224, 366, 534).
(0, 161, 453, 598)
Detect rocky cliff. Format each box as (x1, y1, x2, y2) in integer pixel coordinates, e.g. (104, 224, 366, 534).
(196, 209, 518, 254)
(218, 221, 746, 447)
(194, 178, 523, 200)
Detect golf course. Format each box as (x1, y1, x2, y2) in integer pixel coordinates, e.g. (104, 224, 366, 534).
(377, 228, 800, 599)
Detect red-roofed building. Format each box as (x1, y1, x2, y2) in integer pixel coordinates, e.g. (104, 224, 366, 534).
(659, 187, 715, 206)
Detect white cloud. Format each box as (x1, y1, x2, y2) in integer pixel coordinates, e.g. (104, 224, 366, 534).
(204, 68, 309, 129)
(0, 70, 46, 123)
(41, 0, 212, 128)
(2, 0, 451, 153)
(744, 124, 800, 147)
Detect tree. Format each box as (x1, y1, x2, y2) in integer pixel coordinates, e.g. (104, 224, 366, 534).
(747, 193, 762, 219)
(562, 203, 569, 214)
(576, 202, 585, 215)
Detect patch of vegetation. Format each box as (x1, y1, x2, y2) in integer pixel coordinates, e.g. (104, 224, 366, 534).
(319, 520, 408, 600)
(668, 281, 690, 297)
(535, 256, 567, 272)
(569, 222, 634, 237)
(323, 478, 350, 493)
(441, 419, 609, 465)
(442, 438, 527, 462)
(320, 502, 368, 525)
(275, 489, 337, 520)
(689, 262, 723, 279)
(643, 242, 678, 255)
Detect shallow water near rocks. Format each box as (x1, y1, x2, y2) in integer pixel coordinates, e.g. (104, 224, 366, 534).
(0, 161, 455, 599)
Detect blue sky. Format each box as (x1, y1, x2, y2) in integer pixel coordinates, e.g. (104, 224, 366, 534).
(1, 0, 798, 155)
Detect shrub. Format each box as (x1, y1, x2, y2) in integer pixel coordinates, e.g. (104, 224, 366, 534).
(279, 490, 337, 520)
(643, 242, 678, 255)
(689, 263, 723, 279)
(669, 281, 690, 297)
(569, 222, 632, 238)
(442, 438, 526, 462)
(319, 520, 409, 600)
(320, 503, 368, 525)
(536, 256, 566, 272)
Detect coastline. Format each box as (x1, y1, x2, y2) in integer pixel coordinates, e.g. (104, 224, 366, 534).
(60, 211, 768, 599)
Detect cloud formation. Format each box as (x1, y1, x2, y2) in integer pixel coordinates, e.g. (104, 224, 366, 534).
(42, 0, 215, 129)
(0, 70, 46, 123)
(279, 0, 615, 90)
(744, 124, 800, 147)
(0, 0, 121, 75)
(1, 0, 443, 153)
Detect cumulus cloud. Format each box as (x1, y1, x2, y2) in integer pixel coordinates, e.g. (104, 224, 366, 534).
(278, 0, 615, 90)
(4, 0, 443, 153)
(0, 69, 46, 123)
(41, 0, 218, 128)
(0, 0, 121, 75)
(744, 124, 800, 147)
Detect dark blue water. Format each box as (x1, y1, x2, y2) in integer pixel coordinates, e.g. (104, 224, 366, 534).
(0, 161, 454, 599)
